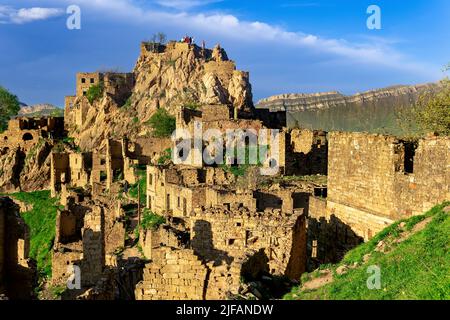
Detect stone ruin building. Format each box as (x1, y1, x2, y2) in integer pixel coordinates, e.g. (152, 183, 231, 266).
(0, 197, 36, 300)
(307, 132, 449, 267)
(0, 38, 448, 300)
(50, 137, 171, 198)
(0, 116, 64, 151)
(64, 71, 135, 128)
(0, 116, 66, 193)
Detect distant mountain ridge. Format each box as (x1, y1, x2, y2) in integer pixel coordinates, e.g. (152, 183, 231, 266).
(18, 104, 63, 117)
(256, 82, 444, 135)
(256, 83, 441, 112)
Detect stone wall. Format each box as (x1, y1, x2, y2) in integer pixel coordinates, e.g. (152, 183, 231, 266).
(135, 247, 208, 300)
(205, 189, 256, 211)
(0, 117, 64, 151)
(327, 132, 449, 240)
(80, 206, 105, 287)
(69, 153, 92, 188)
(285, 129, 328, 176)
(50, 153, 70, 197)
(147, 165, 208, 217)
(139, 226, 184, 260)
(76, 72, 102, 97)
(306, 196, 363, 269)
(0, 197, 36, 299)
(190, 207, 306, 279)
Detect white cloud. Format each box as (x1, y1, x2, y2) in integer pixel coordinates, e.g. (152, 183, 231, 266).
(0, 6, 63, 24)
(155, 0, 222, 10)
(44, 0, 438, 78)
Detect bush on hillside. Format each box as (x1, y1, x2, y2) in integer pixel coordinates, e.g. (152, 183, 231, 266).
(86, 82, 104, 104)
(145, 108, 176, 137)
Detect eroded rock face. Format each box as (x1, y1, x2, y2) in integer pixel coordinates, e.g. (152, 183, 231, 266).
(256, 83, 442, 112)
(19, 141, 52, 192)
(0, 147, 24, 192)
(66, 41, 254, 151)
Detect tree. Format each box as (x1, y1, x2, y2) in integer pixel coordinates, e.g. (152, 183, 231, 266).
(412, 78, 450, 136)
(398, 78, 450, 137)
(443, 62, 450, 72)
(0, 86, 20, 132)
(157, 32, 167, 44)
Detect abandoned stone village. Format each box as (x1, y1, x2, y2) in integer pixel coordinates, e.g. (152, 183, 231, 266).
(0, 40, 448, 300)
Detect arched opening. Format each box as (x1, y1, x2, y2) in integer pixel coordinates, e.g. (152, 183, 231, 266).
(22, 133, 33, 141)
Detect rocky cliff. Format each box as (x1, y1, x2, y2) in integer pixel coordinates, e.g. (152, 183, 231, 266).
(66, 41, 254, 150)
(18, 104, 62, 117)
(0, 140, 52, 192)
(256, 83, 441, 112)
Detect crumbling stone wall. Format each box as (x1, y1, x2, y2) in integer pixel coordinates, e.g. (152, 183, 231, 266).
(190, 207, 306, 279)
(76, 72, 102, 97)
(51, 152, 92, 197)
(255, 188, 309, 213)
(50, 153, 70, 197)
(0, 197, 36, 299)
(285, 129, 328, 176)
(69, 153, 92, 188)
(139, 226, 183, 260)
(0, 117, 64, 151)
(326, 132, 449, 240)
(306, 196, 363, 268)
(147, 165, 207, 217)
(205, 167, 236, 186)
(393, 135, 450, 215)
(126, 137, 172, 166)
(106, 139, 125, 189)
(135, 247, 208, 300)
(80, 206, 105, 287)
(205, 189, 256, 211)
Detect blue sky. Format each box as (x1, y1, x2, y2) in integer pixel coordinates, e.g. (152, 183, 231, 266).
(0, 0, 449, 107)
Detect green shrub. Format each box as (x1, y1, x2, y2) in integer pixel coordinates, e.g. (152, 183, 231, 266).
(157, 148, 172, 165)
(62, 137, 75, 144)
(10, 191, 60, 279)
(128, 169, 146, 204)
(145, 108, 175, 137)
(412, 78, 450, 136)
(140, 209, 165, 231)
(86, 82, 104, 104)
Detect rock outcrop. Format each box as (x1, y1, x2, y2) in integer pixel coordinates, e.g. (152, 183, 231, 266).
(18, 104, 62, 117)
(256, 83, 442, 112)
(0, 141, 53, 192)
(66, 41, 254, 150)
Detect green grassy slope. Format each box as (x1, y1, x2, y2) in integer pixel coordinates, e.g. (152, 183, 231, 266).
(285, 202, 450, 300)
(10, 190, 61, 278)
